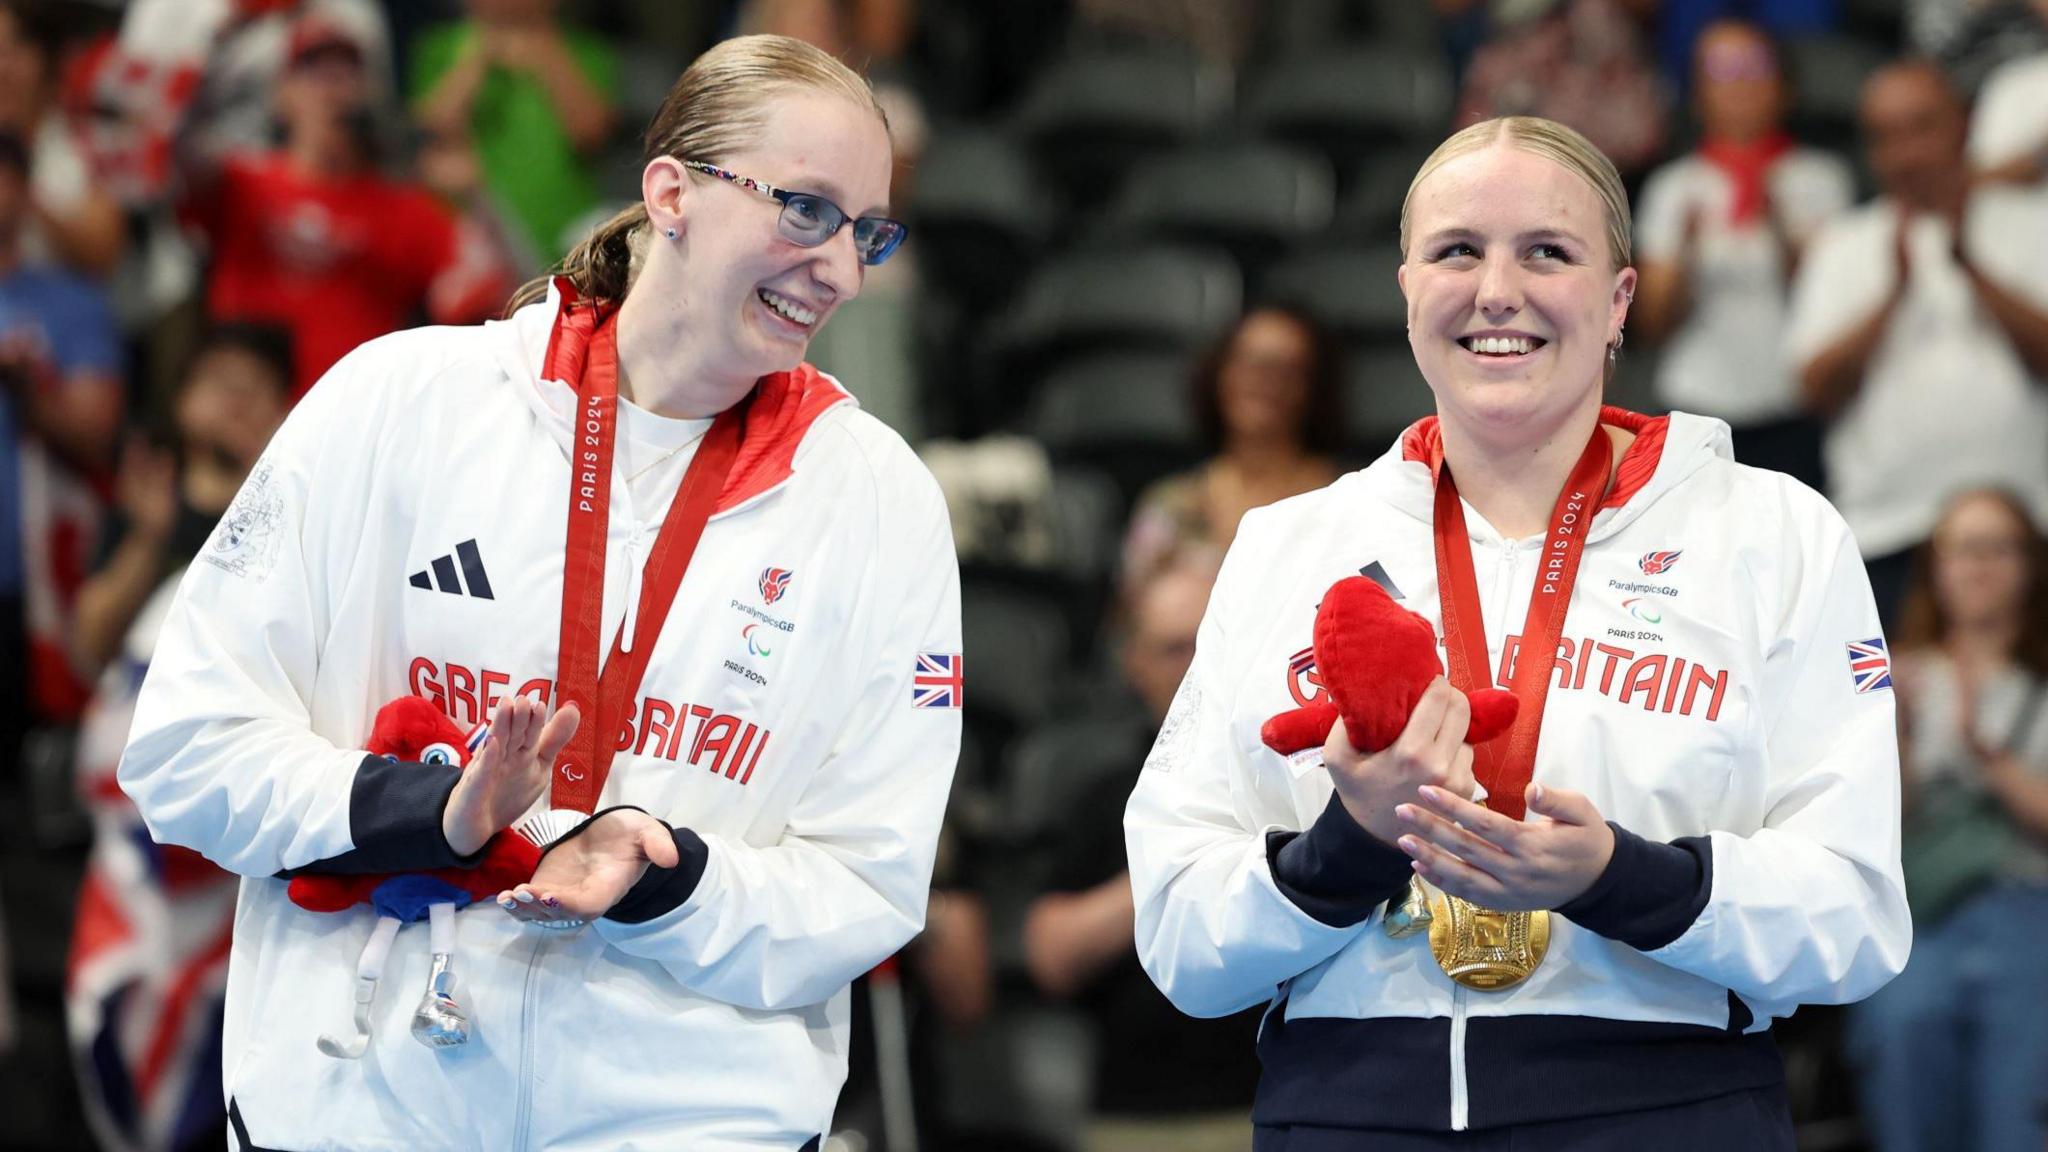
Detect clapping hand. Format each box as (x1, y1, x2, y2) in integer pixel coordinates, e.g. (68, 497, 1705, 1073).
(116, 434, 179, 544)
(1324, 678, 1479, 846)
(440, 697, 580, 858)
(497, 807, 680, 924)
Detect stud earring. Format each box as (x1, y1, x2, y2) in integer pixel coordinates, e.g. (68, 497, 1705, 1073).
(664, 228, 678, 240)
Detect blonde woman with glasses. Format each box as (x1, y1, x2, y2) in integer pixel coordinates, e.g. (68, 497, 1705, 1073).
(119, 35, 958, 1151)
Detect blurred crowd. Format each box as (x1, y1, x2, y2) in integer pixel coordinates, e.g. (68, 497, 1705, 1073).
(0, 1, 2044, 1151)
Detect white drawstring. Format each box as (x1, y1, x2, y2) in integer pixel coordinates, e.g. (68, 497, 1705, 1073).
(620, 536, 642, 654)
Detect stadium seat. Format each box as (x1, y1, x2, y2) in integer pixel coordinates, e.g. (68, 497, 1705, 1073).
(1028, 353, 1204, 506)
(992, 246, 1242, 380)
(1344, 346, 1435, 452)
(1259, 243, 1408, 346)
(1241, 45, 1454, 170)
(1046, 466, 1127, 586)
(1000, 712, 1154, 846)
(961, 578, 1075, 737)
(1349, 0, 1443, 51)
(910, 130, 1055, 311)
(1012, 47, 1230, 206)
(1098, 142, 1336, 270)
(1784, 35, 1888, 153)
(1335, 145, 1436, 238)
(1253, 0, 1442, 59)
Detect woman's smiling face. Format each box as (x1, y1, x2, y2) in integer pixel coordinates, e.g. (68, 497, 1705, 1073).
(1398, 142, 1634, 438)
(627, 88, 893, 410)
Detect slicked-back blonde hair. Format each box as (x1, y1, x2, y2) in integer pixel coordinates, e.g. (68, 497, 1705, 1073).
(506, 34, 889, 314)
(1398, 116, 1633, 271)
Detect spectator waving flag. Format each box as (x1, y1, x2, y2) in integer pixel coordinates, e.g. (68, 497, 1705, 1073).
(68, 576, 240, 1152)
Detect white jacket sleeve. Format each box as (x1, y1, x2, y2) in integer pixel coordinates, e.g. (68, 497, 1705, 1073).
(119, 343, 466, 878)
(593, 468, 962, 1012)
(1124, 526, 1398, 1020)
(1642, 495, 1911, 1010)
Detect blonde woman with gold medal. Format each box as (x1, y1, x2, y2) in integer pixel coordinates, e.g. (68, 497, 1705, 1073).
(1124, 116, 1910, 1151)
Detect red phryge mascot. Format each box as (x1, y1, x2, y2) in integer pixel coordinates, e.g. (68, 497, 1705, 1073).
(287, 696, 542, 1058)
(1261, 576, 1519, 761)
(1259, 576, 1522, 931)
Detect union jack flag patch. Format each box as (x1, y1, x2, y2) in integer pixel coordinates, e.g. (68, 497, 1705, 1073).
(1847, 638, 1892, 694)
(912, 652, 964, 709)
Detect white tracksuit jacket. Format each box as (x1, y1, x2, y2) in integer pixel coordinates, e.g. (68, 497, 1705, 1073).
(1125, 408, 1910, 1133)
(118, 289, 962, 1151)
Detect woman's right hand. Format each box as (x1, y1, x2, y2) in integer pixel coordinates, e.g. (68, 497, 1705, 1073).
(441, 698, 580, 857)
(1324, 677, 1478, 846)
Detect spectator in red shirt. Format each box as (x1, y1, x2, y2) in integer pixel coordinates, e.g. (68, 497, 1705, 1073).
(188, 17, 508, 398)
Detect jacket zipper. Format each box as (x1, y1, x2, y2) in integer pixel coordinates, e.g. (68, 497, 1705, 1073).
(1449, 983, 1471, 1130)
(511, 933, 551, 1152)
(1448, 534, 1518, 1130)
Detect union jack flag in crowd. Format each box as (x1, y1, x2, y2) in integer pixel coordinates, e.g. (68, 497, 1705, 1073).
(68, 579, 240, 1152)
(1847, 638, 1893, 694)
(912, 652, 964, 709)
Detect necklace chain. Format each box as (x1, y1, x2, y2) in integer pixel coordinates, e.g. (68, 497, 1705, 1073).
(625, 428, 710, 484)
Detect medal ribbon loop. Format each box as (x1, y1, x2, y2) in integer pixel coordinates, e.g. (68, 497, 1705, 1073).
(551, 307, 745, 813)
(1431, 426, 1613, 822)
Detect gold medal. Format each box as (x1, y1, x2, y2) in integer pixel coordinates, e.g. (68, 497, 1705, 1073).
(1425, 887, 1549, 991)
(1418, 430, 1610, 993)
(1382, 876, 1433, 939)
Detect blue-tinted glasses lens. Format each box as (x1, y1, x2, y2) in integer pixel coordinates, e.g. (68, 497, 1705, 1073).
(778, 194, 842, 243)
(852, 218, 909, 265)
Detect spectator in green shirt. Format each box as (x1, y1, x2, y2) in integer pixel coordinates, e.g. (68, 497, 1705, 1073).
(410, 0, 619, 265)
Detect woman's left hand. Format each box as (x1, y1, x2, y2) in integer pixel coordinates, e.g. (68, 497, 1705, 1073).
(497, 808, 681, 924)
(1394, 783, 1616, 912)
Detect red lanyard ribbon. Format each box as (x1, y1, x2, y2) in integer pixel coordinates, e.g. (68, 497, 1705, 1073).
(552, 311, 744, 813)
(1432, 426, 1613, 822)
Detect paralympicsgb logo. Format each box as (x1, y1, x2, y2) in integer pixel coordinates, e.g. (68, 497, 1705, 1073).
(1639, 550, 1683, 575)
(759, 567, 794, 605)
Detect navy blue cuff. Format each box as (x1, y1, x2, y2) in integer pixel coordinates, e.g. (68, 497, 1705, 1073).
(587, 806, 711, 924)
(1554, 823, 1713, 951)
(281, 754, 482, 876)
(1267, 793, 1417, 927)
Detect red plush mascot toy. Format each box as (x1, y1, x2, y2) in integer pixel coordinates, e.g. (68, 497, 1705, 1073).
(1261, 576, 1520, 759)
(288, 696, 542, 1058)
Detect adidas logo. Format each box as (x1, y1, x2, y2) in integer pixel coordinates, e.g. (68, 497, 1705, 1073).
(1359, 560, 1404, 600)
(410, 539, 495, 600)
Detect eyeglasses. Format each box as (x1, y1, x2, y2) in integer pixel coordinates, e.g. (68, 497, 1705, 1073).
(682, 161, 908, 266)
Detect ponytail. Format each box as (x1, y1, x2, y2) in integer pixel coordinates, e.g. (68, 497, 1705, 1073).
(504, 203, 650, 317)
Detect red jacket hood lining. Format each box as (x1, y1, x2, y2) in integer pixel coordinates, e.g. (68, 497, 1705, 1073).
(539, 279, 851, 513)
(1398, 407, 1668, 511)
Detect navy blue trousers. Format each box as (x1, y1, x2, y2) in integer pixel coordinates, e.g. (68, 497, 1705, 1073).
(1253, 1083, 1795, 1152)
